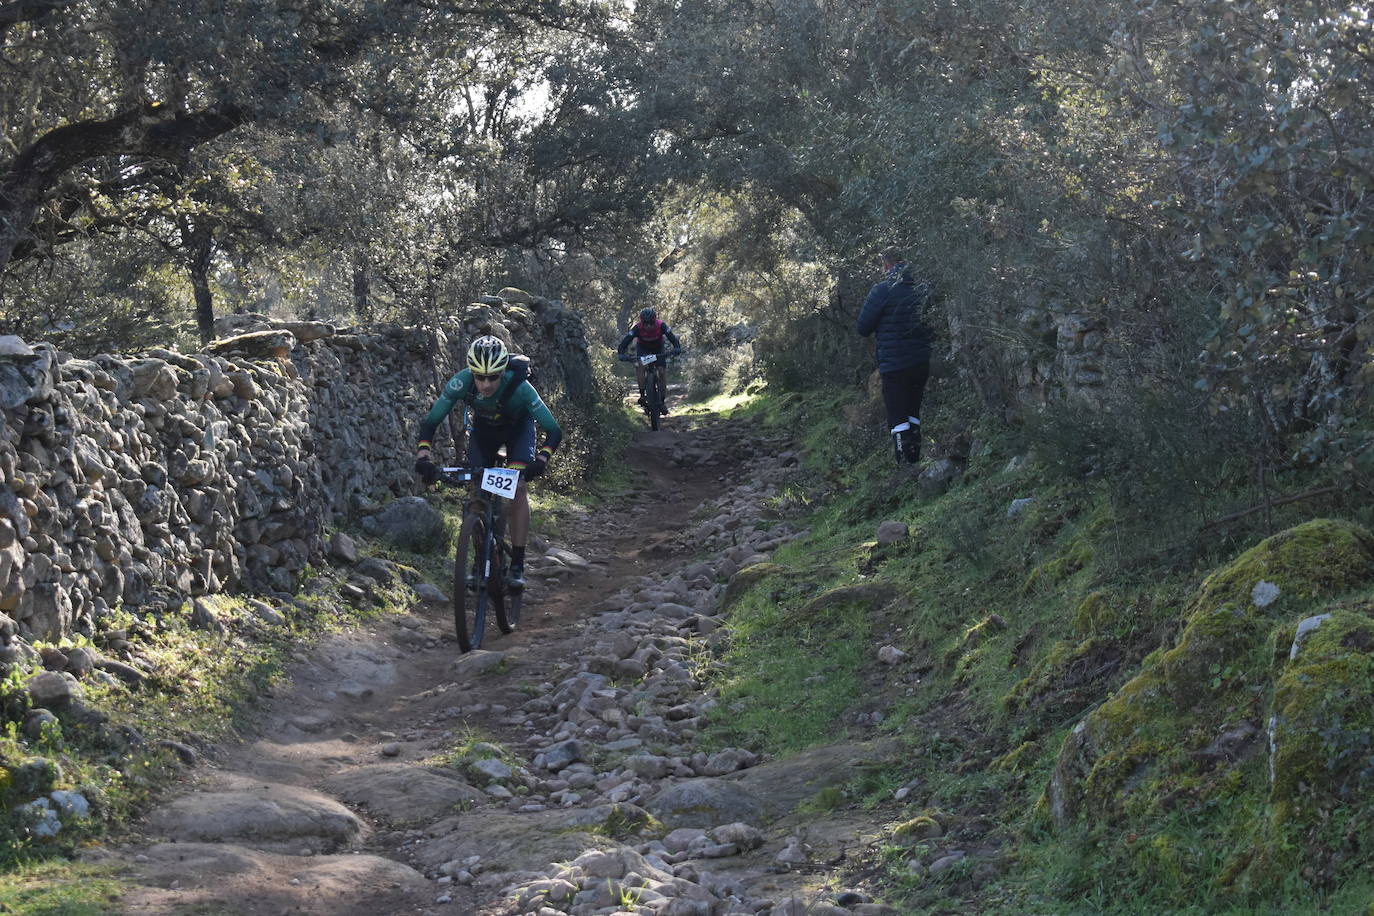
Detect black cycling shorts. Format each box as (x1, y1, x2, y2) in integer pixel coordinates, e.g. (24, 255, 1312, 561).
(466, 417, 537, 471)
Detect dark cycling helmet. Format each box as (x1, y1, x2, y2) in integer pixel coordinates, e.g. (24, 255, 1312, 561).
(639, 307, 656, 322)
(466, 335, 509, 375)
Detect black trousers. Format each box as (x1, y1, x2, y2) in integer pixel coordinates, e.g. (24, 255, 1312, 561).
(880, 361, 930, 431)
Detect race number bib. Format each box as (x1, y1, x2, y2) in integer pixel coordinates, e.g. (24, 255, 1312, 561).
(639, 353, 658, 366)
(480, 467, 520, 499)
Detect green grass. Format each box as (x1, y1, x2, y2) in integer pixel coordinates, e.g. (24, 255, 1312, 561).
(678, 386, 763, 417)
(0, 860, 124, 914)
(703, 584, 871, 755)
(687, 384, 1374, 912)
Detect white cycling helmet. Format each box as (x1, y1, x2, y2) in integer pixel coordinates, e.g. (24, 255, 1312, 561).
(466, 335, 509, 375)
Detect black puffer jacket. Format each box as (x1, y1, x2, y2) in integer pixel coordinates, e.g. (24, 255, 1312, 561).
(856, 263, 933, 372)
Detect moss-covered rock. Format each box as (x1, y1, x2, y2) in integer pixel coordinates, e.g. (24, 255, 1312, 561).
(720, 562, 786, 610)
(1047, 517, 1374, 896)
(1048, 668, 1176, 828)
(892, 813, 944, 841)
(1188, 518, 1374, 617)
(793, 582, 895, 622)
(1269, 610, 1374, 826)
(1071, 589, 1115, 636)
(1158, 603, 1262, 705)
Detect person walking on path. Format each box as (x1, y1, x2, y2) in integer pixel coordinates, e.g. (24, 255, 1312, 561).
(856, 246, 934, 464)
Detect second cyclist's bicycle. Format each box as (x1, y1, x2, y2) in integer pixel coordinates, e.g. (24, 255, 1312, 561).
(619, 351, 673, 430)
(436, 464, 522, 652)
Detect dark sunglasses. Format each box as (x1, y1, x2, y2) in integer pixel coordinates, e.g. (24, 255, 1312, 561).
(473, 372, 502, 382)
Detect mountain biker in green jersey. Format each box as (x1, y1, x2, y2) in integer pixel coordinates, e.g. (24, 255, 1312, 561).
(413, 335, 562, 590)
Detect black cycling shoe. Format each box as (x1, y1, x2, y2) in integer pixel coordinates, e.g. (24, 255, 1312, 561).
(902, 434, 921, 464)
(507, 560, 526, 591)
(893, 429, 921, 465)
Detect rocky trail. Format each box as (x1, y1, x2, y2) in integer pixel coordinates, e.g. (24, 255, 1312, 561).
(97, 408, 901, 916)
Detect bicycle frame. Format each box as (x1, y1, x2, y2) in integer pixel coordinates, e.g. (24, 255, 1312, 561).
(620, 351, 673, 430)
(436, 405, 522, 650)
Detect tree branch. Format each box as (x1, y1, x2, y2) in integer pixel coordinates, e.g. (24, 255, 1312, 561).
(0, 101, 249, 273)
(1199, 486, 1342, 531)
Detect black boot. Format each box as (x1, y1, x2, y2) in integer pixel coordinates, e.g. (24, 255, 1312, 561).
(902, 430, 921, 464)
(893, 429, 921, 465)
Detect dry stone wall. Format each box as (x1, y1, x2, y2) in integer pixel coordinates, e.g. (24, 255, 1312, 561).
(0, 292, 590, 644)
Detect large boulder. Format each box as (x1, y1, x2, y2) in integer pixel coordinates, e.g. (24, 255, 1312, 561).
(0, 337, 54, 408)
(644, 778, 766, 829)
(205, 330, 297, 359)
(1186, 518, 1374, 617)
(1268, 611, 1374, 834)
(147, 778, 364, 852)
(359, 497, 446, 551)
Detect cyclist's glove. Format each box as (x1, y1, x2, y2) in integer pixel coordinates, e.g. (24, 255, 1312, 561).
(672, 347, 682, 357)
(526, 447, 553, 479)
(414, 455, 438, 485)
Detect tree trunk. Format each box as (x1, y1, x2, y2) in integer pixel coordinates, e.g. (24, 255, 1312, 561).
(185, 223, 216, 344)
(352, 247, 371, 322)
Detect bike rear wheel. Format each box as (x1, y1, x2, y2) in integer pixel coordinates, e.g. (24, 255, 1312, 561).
(454, 511, 502, 651)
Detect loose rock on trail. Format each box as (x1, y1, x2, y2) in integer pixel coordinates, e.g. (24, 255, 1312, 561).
(103, 413, 898, 916)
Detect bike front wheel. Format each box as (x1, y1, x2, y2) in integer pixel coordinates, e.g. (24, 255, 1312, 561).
(454, 512, 500, 652)
(648, 374, 663, 431)
(493, 534, 520, 633)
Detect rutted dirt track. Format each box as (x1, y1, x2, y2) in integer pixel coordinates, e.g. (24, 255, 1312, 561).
(97, 408, 895, 916)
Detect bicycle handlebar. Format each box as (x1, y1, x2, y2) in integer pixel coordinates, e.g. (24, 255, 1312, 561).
(436, 467, 475, 487)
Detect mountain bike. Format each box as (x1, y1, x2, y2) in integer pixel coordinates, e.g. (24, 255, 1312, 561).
(436, 463, 522, 652)
(619, 351, 674, 430)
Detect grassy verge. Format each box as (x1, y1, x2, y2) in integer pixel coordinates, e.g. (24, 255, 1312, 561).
(0, 860, 124, 914)
(530, 401, 641, 541)
(0, 564, 419, 907)
(693, 383, 1374, 913)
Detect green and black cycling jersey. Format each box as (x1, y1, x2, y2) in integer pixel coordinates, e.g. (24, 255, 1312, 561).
(416, 367, 563, 452)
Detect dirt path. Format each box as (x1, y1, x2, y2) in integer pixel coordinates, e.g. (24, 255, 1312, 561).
(102, 406, 876, 916)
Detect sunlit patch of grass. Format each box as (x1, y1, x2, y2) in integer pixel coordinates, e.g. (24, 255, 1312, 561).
(0, 860, 124, 914)
(679, 386, 763, 417)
